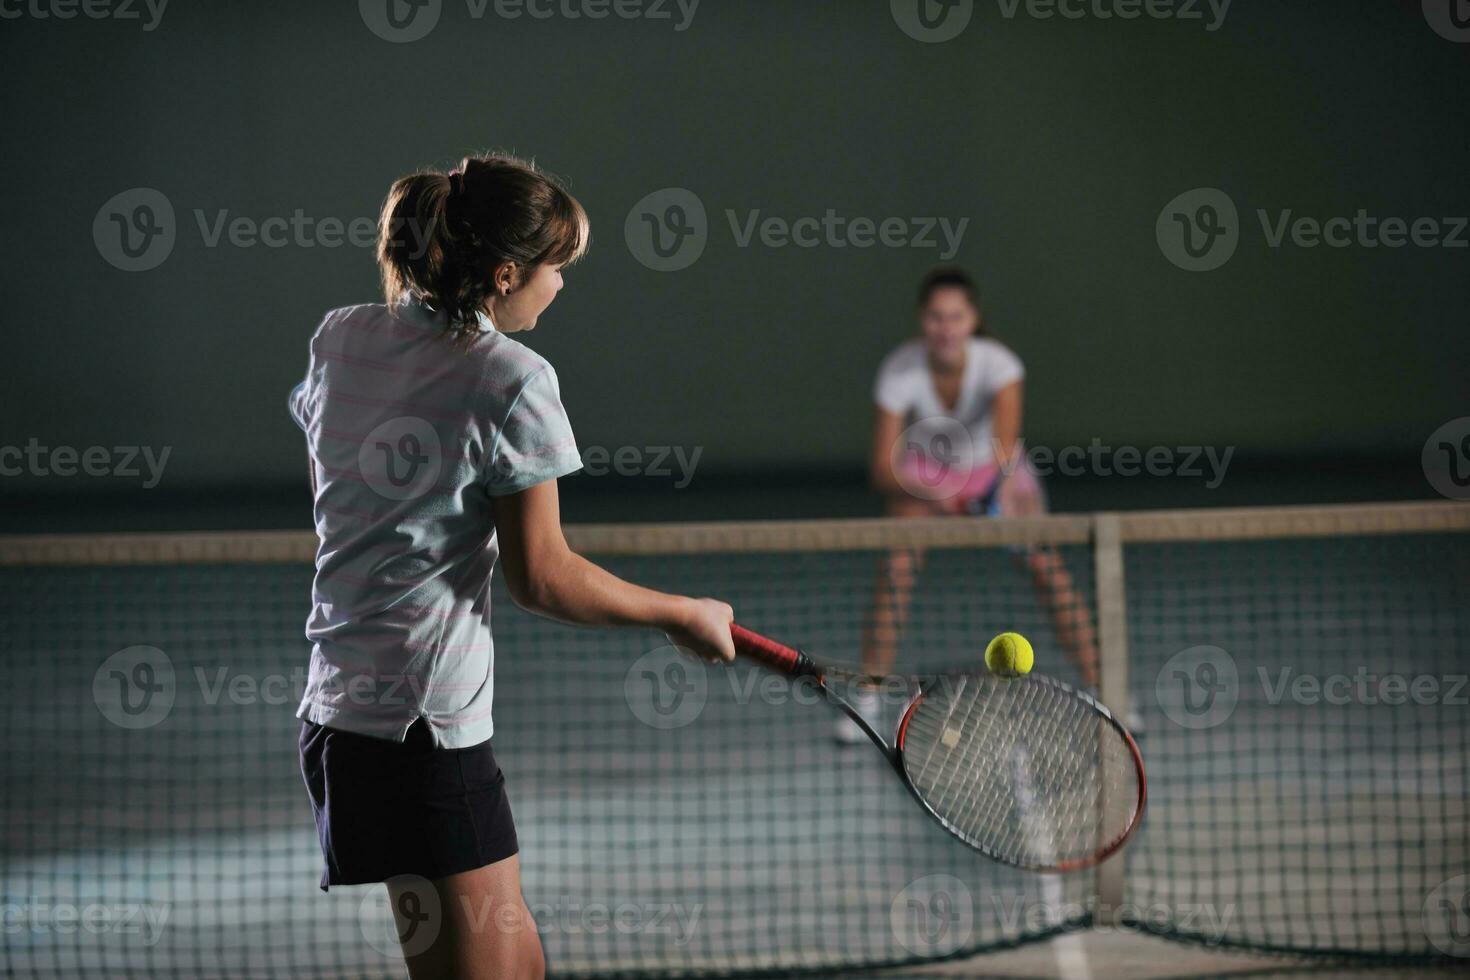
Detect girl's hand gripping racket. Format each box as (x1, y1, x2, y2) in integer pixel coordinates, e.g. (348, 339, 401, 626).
(729, 624, 1146, 872)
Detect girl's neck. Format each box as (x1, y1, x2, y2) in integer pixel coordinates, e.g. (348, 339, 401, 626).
(928, 347, 966, 375)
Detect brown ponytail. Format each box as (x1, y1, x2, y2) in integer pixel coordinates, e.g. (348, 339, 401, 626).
(377, 154, 589, 342)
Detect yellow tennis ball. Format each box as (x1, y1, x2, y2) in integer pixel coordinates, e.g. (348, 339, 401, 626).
(984, 632, 1034, 678)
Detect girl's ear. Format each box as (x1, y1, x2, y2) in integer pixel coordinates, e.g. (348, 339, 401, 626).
(495, 261, 519, 295)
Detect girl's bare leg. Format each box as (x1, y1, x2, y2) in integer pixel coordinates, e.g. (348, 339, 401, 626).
(389, 854, 545, 980)
(1020, 547, 1099, 688)
(861, 497, 940, 675)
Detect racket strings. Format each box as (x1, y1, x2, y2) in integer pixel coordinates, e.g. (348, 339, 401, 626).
(912, 681, 1059, 857)
(968, 685, 1131, 861)
(967, 687, 1129, 861)
(901, 676, 1140, 868)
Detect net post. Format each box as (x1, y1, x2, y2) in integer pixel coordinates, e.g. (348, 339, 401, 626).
(1092, 512, 1129, 927)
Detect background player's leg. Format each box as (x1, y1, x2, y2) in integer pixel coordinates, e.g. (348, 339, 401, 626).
(836, 497, 938, 742)
(995, 467, 1100, 687)
(860, 496, 936, 675)
(1020, 547, 1099, 688)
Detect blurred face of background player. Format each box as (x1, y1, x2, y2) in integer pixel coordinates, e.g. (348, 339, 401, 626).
(920, 285, 980, 369)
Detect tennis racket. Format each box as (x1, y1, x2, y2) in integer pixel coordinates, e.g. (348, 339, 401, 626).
(729, 623, 1146, 872)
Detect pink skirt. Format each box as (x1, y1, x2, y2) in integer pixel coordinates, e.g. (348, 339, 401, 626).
(896, 454, 1047, 515)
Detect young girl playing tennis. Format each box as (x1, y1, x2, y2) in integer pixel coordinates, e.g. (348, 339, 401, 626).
(290, 154, 734, 980)
(837, 267, 1100, 742)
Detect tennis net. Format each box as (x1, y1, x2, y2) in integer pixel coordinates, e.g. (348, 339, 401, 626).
(1, 501, 1467, 976)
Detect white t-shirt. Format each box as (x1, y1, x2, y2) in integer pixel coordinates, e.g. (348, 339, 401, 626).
(873, 337, 1024, 467)
(289, 298, 583, 748)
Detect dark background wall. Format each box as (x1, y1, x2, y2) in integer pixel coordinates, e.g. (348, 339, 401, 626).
(1, 0, 1466, 522)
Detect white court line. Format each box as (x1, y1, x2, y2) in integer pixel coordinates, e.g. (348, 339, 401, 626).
(1011, 746, 1092, 980)
(1051, 921, 1093, 980)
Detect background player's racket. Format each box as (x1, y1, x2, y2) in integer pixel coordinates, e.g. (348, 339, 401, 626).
(729, 624, 1146, 872)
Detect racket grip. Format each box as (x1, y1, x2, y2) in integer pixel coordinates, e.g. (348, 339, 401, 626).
(730, 624, 817, 677)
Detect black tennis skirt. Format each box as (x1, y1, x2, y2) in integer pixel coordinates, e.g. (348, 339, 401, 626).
(299, 718, 519, 890)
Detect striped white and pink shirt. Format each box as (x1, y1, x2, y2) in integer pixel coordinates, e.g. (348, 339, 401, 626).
(289, 297, 582, 748)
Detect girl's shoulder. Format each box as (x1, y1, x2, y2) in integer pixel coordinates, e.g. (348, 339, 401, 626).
(476, 330, 555, 384)
(314, 301, 388, 333)
(970, 335, 1023, 368)
(970, 335, 1017, 357)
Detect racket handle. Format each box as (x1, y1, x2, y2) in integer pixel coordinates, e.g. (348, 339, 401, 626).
(730, 624, 818, 677)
